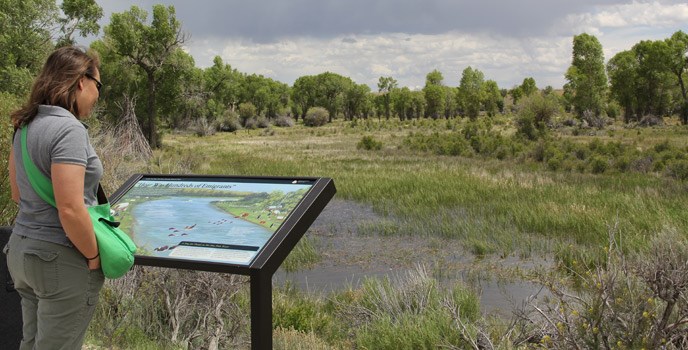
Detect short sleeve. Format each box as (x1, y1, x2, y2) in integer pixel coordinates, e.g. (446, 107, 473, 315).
(51, 123, 88, 167)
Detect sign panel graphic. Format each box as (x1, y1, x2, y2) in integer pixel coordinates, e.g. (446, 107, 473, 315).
(112, 177, 315, 266)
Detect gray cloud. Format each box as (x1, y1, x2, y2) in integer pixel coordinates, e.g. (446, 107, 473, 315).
(99, 0, 633, 42)
(90, 1, 688, 89)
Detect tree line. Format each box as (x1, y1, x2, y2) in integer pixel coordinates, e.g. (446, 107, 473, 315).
(2, 1, 687, 149)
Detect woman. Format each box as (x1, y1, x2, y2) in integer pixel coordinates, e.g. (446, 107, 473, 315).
(4, 46, 104, 350)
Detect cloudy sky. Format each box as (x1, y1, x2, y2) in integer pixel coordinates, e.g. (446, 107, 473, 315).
(86, 0, 687, 90)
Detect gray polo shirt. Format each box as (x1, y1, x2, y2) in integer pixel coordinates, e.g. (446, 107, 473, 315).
(12, 105, 103, 247)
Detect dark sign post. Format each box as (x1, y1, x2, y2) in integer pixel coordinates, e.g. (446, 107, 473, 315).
(109, 174, 336, 350)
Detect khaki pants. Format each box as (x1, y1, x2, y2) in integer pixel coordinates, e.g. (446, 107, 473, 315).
(4, 234, 104, 350)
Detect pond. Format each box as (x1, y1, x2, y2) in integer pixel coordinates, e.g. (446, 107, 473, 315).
(273, 199, 552, 317)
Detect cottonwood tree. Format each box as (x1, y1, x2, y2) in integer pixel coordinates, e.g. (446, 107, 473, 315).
(410, 90, 426, 119)
(458, 66, 484, 120)
(156, 49, 202, 128)
(56, 0, 103, 47)
(292, 72, 352, 122)
(343, 83, 371, 120)
(423, 69, 445, 119)
(377, 76, 397, 119)
(482, 80, 502, 117)
(204, 56, 243, 117)
(391, 86, 413, 120)
(520, 77, 538, 97)
(104, 4, 187, 148)
(509, 86, 524, 106)
(443, 86, 458, 119)
(666, 31, 688, 123)
(0, 0, 58, 95)
(239, 73, 289, 119)
(607, 50, 639, 122)
(632, 39, 674, 118)
(315, 72, 352, 122)
(291, 75, 318, 121)
(607, 31, 687, 123)
(564, 33, 607, 118)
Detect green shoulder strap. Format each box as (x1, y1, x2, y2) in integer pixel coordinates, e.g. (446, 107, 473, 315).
(20, 126, 57, 207)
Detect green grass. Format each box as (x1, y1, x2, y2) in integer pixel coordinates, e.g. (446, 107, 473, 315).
(281, 236, 320, 272)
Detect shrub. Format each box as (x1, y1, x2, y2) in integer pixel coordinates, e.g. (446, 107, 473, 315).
(531, 140, 548, 162)
(357, 135, 383, 151)
(614, 155, 631, 172)
(573, 144, 589, 160)
(582, 109, 607, 129)
(639, 114, 663, 126)
(654, 140, 671, 153)
(403, 132, 472, 157)
(216, 111, 242, 132)
(605, 101, 621, 119)
(547, 154, 564, 171)
(631, 156, 654, 173)
(533, 229, 688, 350)
(666, 159, 688, 180)
(256, 116, 270, 128)
(273, 115, 295, 127)
(515, 93, 561, 140)
(303, 107, 329, 127)
(515, 112, 538, 140)
(562, 118, 577, 127)
(191, 117, 216, 137)
(243, 117, 257, 130)
(589, 155, 608, 174)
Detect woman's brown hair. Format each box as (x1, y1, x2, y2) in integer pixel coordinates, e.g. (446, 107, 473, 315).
(11, 46, 100, 128)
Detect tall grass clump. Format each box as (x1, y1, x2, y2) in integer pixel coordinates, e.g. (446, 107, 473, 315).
(335, 265, 481, 349)
(272, 284, 341, 345)
(281, 236, 320, 272)
(273, 327, 337, 350)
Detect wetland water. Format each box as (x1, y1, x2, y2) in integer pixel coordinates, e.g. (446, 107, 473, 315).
(273, 199, 551, 316)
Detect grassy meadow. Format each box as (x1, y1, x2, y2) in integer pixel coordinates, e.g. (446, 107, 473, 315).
(87, 115, 688, 349)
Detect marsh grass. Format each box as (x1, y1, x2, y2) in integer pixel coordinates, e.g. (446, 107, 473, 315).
(154, 118, 687, 268)
(273, 327, 338, 350)
(282, 236, 320, 272)
(336, 265, 481, 349)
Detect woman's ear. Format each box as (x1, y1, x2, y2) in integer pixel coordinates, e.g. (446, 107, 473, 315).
(77, 77, 85, 91)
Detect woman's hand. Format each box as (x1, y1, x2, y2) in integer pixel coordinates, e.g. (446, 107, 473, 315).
(87, 255, 101, 270)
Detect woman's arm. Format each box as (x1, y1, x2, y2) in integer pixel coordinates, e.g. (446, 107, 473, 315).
(52, 163, 100, 270)
(9, 146, 19, 204)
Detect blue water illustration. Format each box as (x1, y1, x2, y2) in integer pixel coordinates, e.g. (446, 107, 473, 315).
(128, 197, 272, 260)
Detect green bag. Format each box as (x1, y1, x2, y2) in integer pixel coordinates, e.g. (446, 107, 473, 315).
(20, 126, 136, 279)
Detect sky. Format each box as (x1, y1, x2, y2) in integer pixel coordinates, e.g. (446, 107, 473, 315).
(85, 0, 688, 90)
